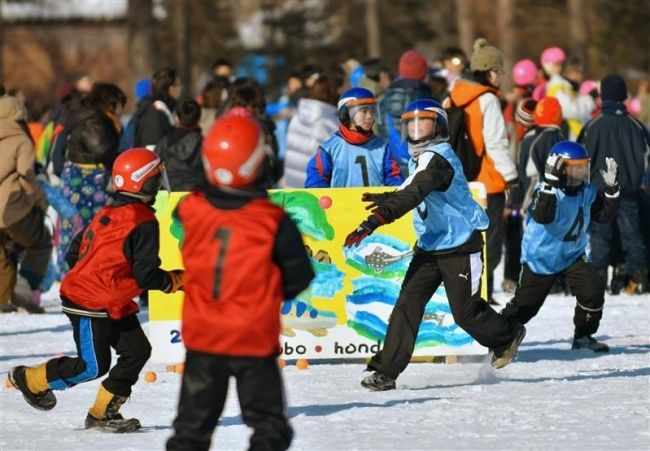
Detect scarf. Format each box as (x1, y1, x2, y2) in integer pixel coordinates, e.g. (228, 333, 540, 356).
(338, 124, 373, 145)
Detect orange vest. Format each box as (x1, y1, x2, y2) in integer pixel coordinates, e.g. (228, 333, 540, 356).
(61, 202, 156, 319)
(177, 192, 286, 357)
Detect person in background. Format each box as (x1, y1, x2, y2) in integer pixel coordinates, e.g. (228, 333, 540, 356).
(134, 68, 182, 149)
(446, 38, 522, 304)
(358, 58, 391, 103)
(345, 99, 525, 391)
(167, 114, 313, 451)
(283, 74, 338, 188)
(379, 49, 433, 170)
(198, 77, 230, 136)
(579, 74, 650, 294)
(8, 149, 183, 432)
(156, 98, 204, 192)
(56, 83, 126, 279)
(540, 47, 595, 140)
(501, 142, 619, 352)
(223, 78, 283, 185)
(0, 96, 50, 313)
(119, 78, 152, 152)
(305, 87, 403, 188)
(440, 47, 468, 91)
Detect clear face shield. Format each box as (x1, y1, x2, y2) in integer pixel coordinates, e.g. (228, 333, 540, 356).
(562, 158, 590, 187)
(400, 108, 449, 144)
(348, 100, 381, 131)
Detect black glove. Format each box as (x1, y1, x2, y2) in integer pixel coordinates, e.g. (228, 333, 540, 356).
(362, 192, 392, 212)
(506, 179, 524, 208)
(344, 212, 386, 248)
(164, 269, 185, 293)
(544, 154, 563, 188)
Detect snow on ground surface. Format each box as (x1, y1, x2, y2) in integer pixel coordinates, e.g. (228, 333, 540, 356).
(1, 287, 649, 451)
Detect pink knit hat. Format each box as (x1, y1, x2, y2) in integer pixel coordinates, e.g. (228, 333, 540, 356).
(398, 50, 428, 81)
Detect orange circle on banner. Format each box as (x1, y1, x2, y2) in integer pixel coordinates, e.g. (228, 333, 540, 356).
(144, 371, 157, 383)
(5, 378, 14, 389)
(277, 358, 286, 369)
(296, 359, 309, 370)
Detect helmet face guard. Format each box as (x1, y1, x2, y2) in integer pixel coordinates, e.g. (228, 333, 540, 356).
(400, 105, 449, 144)
(562, 158, 590, 187)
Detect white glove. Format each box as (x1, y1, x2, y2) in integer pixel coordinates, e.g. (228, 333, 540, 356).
(599, 157, 618, 188)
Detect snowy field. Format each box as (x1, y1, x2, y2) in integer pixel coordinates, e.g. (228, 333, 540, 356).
(1, 287, 649, 451)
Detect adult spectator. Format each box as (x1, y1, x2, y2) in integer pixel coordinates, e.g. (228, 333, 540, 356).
(157, 98, 204, 191)
(133, 68, 182, 149)
(56, 83, 126, 278)
(579, 74, 650, 294)
(0, 96, 50, 313)
(358, 58, 391, 103)
(283, 74, 339, 188)
(446, 38, 521, 304)
(198, 77, 230, 136)
(379, 49, 433, 169)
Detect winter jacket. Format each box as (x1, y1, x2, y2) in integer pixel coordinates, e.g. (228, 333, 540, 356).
(156, 127, 204, 191)
(578, 101, 650, 197)
(283, 98, 338, 188)
(64, 101, 121, 170)
(0, 120, 46, 228)
(447, 78, 518, 194)
(545, 74, 596, 140)
(133, 94, 176, 148)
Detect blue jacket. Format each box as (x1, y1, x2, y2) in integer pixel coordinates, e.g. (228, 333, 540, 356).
(304, 131, 403, 188)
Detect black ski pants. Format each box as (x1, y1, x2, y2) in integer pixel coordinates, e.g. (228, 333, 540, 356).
(45, 313, 151, 396)
(368, 248, 519, 380)
(501, 259, 605, 337)
(167, 351, 292, 451)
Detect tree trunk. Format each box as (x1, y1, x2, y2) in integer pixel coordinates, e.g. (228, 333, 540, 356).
(174, 0, 192, 94)
(455, 0, 474, 56)
(568, 0, 588, 73)
(365, 0, 381, 58)
(497, 0, 515, 87)
(127, 0, 155, 81)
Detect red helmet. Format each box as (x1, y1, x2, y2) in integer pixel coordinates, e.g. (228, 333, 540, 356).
(534, 97, 563, 127)
(202, 115, 266, 188)
(112, 148, 165, 196)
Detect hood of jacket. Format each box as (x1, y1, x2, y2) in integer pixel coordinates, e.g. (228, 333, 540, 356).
(295, 98, 338, 125)
(449, 78, 498, 108)
(0, 118, 27, 141)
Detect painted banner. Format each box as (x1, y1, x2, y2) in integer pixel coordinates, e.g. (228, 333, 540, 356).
(149, 184, 488, 363)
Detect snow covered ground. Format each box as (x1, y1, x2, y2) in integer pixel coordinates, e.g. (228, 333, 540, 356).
(1, 288, 649, 451)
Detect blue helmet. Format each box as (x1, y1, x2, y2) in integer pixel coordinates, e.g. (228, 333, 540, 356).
(337, 87, 380, 129)
(400, 98, 449, 144)
(547, 141, 590, 188)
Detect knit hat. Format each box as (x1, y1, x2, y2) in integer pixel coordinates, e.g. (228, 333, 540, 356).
(0, 96, 27, 121)
(469, 38, 503, 72)
(398, 50, 428, 81)
(515, 98, 537, 128)
(600, 74, 627, 102)
(534, 97, 563, 127)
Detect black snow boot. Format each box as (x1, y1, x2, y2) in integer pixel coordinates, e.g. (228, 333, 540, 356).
(491, 323, 526, 369)
(361, 371, 396, 391)
(572, 335, 609, 353)
(8, 366, 57, 411)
